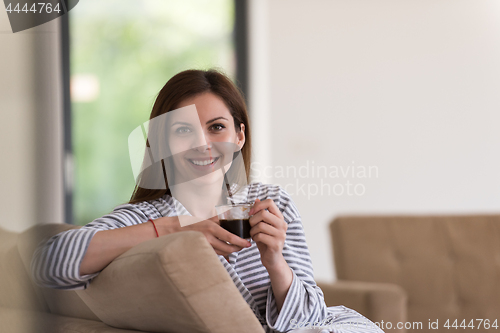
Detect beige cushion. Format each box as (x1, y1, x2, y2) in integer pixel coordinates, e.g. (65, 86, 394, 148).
(0, 306, 147, 333)
(318, 280, 407, 328)
(76, 230, 265, 333)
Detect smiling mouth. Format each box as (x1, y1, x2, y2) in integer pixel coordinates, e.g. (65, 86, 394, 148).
(188, 156, 220, 166)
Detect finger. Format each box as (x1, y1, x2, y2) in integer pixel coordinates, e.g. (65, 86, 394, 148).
(262, 198, 282, 218)
(251, 232, 276, 248)
(249, 209, 282, 228)
(208, 235, 244, 254)
(249, 198, 260, 215)
(250, 198, 282, 218)
(214, 248, 240, 257)
(250, 221, 281, 238)
(213, 227, 252, 248)
(214, 244, 243, 255)
(214, 249, 227, 256)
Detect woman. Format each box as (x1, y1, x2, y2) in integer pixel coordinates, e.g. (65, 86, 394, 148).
(32, 69, 383, 333)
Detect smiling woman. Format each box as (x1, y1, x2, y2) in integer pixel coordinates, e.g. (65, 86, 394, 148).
(32, 69, 385, 333)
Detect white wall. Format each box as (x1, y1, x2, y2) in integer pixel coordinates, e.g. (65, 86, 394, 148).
(0, 12, 64, 232)
(249, 0, 500, 282)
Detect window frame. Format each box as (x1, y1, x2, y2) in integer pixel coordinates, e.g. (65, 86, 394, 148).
(60, 1, 249, 224)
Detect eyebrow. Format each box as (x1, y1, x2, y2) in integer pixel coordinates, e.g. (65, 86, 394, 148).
(171, 121, 192, 127)
(206, 116, 228, 124)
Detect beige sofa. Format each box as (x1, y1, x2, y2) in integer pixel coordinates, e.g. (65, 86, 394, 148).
(0, 224, 264, 333)
(1, 223, 401, 333)
(326, 215, 500, 333)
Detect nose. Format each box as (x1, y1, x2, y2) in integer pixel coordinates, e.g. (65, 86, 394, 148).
(192, 131, 210, 152)
(195, 142, 212, 153)
(194, 141, 212, 153)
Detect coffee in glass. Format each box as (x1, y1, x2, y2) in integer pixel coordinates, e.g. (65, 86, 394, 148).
(215, 203, 252, 239)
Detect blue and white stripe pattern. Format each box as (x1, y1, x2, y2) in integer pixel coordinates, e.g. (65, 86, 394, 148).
(31, 182, 384, 333)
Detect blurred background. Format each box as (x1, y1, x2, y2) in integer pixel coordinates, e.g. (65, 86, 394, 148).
(1, 0, 499, 283)
(69, 0, 235, 227)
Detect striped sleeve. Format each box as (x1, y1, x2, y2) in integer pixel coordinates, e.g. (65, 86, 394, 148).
(259, 185, 384, 333)
(263, 187, 329, 331)
(31, 202, 157, 290)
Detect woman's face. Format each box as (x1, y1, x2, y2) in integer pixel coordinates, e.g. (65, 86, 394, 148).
(166, 92, 245, 187)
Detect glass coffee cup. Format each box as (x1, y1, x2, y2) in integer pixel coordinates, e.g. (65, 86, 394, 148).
(215, 203, 252, 239)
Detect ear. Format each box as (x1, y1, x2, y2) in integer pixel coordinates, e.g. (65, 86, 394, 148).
(237, 123, 246, 150)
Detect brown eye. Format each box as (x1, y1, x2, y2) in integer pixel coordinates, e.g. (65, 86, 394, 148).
(210, 123, 225, 131)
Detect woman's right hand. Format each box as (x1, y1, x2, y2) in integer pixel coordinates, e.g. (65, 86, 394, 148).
(155, 216, 252, 257)
(80, 215, 251, 276)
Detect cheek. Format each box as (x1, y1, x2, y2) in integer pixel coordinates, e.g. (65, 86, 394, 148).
(209, 131, 238, 144)
(168, 136, 191, 156)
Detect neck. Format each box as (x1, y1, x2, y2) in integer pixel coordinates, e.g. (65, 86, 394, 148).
(170, 181, 225, 218)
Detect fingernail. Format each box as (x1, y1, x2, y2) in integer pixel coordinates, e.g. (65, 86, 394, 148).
(246, 241, 252, 247)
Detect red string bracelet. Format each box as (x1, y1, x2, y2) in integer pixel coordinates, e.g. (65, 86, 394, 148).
(148, 218, 159, 238)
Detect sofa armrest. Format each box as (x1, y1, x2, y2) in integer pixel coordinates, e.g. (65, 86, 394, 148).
(76, 231, 264, 333)
(317, 280, 407, 329)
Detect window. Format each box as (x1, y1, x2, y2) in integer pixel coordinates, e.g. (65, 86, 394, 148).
(68, 0, 240, 225)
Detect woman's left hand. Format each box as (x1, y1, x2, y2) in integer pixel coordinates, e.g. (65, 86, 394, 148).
(249, 198, 288, 268)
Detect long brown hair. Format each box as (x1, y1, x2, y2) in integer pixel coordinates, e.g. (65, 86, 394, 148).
(129, 69, 252, 204)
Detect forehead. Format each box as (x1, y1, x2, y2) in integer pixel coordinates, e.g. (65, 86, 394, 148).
(166, 104, 200, 125)
(176, 92, 233, 122)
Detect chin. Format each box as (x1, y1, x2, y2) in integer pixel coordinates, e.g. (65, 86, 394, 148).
(192, 172, 224, 187)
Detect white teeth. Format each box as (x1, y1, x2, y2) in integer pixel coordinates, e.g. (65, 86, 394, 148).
(191, 158, 217, 166)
